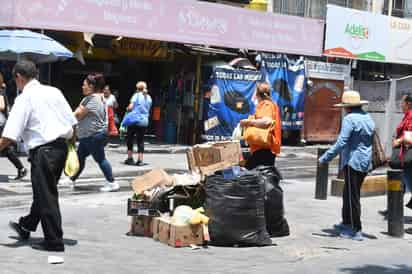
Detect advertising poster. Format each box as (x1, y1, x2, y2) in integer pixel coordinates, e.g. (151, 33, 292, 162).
(204, 67, 262, 140)
(260, 54, 306, 130)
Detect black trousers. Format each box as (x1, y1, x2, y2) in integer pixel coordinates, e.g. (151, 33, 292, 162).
(0, 126, 23, 170)
(126, 125, 146, 153)
(245, 149, 276, 170)
(19, 139, 67, 246)
(342, 165, 367, 232)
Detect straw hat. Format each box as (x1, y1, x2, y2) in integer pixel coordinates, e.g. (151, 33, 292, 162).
(334, 90, 368, 107)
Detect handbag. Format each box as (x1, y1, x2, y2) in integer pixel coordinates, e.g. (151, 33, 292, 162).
(371, 131, 386, 170)
(389, 145, 412, 169)
(107, 106, 119, 137)
(243, 121, 275, 148)
(64, 142, 80, 177)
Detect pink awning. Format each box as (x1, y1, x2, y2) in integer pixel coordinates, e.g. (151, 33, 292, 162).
(1, 0, 324, 56)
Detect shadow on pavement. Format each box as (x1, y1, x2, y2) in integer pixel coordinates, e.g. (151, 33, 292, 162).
(341, 264, 412, 274)
(0, 236, 77, 248)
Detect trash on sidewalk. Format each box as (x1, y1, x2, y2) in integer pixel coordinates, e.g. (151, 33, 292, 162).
(153, 214, 209, 248)
(128, 215, 153, 237)
(131, 168, 174, 195)
(186, 140, 241, 178)
(48, 256, 64, 264)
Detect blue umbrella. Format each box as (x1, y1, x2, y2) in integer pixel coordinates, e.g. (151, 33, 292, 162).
(0, 29, 73, 63)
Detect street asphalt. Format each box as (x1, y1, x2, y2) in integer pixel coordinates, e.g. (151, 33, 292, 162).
(0, 142, 411, 274)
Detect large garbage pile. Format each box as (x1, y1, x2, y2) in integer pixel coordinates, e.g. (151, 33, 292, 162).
(126, 141, 289, 248)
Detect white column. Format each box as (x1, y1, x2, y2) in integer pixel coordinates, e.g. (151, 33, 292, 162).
(267, 0, 274, 12)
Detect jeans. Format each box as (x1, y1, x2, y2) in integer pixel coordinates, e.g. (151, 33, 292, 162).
(342, 165, 367, 232)
(71, 132, 114, 182)
(402, 168, 412, 192)
(20, 139, 67, 246)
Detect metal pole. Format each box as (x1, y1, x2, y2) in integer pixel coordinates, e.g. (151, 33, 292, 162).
(388, 0, 393, 16)
(315, 148, 329, 200)
(192, 54, 202, 145)
(387, 169, 404, 237)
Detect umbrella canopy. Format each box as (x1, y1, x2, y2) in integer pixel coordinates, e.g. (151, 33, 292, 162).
(0, 29, 73, 63)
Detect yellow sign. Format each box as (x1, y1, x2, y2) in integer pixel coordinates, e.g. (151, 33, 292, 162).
(64, 32, 172, 61)
(246, 0, 267, 11)
(111, 38, 169, 59)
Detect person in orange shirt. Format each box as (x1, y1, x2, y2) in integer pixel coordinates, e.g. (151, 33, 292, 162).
(240, 82, 281, 169)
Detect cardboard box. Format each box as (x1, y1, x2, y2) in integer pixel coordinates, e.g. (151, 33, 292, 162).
(168, 223, 204, 248)
(187, 141, 241, 177)
(132, 168, 174, 195)
(158, 217, 172, 244)
(152, 217, 161, 241)
(129, 216, 153, 237)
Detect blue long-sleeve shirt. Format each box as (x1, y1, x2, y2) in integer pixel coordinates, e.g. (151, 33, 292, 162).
(319, 109, 375, 172)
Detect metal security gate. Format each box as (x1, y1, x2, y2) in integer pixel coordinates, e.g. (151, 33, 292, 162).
(355, 76, 412, 156)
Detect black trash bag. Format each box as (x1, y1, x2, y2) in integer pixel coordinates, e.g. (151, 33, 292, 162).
(255, 166, 290, 237)
(205, 170, 272, 247)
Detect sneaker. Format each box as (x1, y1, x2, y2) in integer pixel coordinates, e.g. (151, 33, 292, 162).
(333, 223, 350, 231)
(59, 177, 75, 189)
(14, 168, 27, 180)
(9, 221, 30, 240)
(352, 231, 364, 241)
(100, 182, 120, 192)
(124, 158, 135, 166)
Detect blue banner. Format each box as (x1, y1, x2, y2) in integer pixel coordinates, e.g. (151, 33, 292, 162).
(204, 67, 262, 141)
(260, 54, 306, 130)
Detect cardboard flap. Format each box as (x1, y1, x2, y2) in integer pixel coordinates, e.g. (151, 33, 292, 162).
(132, 168, 174, 195)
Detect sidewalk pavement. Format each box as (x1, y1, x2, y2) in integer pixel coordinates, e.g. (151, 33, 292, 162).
(0, 142, 324, 184)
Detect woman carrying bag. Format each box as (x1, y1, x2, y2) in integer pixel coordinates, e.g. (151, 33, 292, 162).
(319, 90, 375, 241)
(392, 95, 412, 211)
(240, 82, 281, 170)
(70, 73, 119, 192)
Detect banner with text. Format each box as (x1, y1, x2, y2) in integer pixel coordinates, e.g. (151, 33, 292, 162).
(1, 0, 324, 56)
(260, 54, 306, 130)
(325, 5, 412, 65)
(204, 68, 262, 140)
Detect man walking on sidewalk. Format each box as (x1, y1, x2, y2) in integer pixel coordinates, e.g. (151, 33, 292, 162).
(319, 90, 375, 241)
(0, 60, 77, 252)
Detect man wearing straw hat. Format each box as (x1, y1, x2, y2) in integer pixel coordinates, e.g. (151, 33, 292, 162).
(319, 90, 375, 241)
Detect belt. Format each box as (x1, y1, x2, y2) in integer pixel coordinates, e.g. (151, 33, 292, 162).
(29, 138, 67, 154)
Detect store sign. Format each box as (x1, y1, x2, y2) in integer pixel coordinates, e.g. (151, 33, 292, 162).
(112, 38, 169, 59)
(325, 5, 412, 65)
(324, 5, 389, 62)
(305, 60, 351, 80)
(2, 0, 324, 56)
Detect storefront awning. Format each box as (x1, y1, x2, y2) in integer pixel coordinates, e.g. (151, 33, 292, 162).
(1, 0, 324, 57)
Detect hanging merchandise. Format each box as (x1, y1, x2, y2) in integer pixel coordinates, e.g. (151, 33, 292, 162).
(259, 53, 306, 130)
(204, 67, 262, 141)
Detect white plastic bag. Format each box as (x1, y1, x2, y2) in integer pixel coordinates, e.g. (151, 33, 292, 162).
(232, 123, 243, 141)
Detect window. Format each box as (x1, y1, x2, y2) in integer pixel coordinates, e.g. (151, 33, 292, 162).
(273, 0, 305, 16)
(383, 0, 405, 17)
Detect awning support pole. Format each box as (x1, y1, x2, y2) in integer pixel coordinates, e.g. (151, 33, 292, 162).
(192, 54, 202, 145)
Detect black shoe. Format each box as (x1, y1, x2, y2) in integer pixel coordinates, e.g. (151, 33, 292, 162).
(14, 168, 27, 180)
(9, 221, 30, 240)
(406, 198, 412, 210)
(124, 158, 135, 166)
(31, 241, 65, 252)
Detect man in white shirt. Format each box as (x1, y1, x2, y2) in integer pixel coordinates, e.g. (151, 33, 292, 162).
(0, 60, 77, 252)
